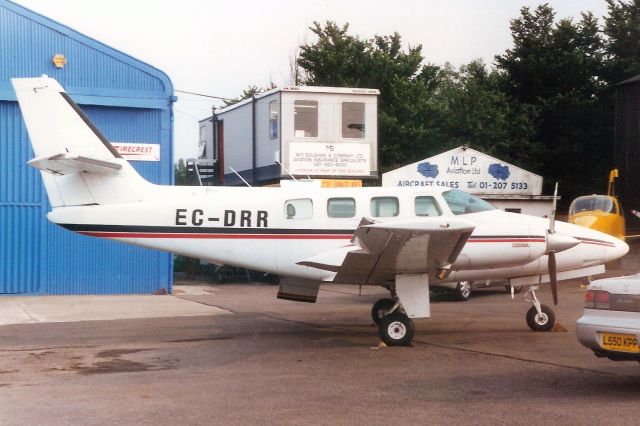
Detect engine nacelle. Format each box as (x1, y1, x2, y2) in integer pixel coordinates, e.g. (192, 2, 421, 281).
(453, 224, 548, 270)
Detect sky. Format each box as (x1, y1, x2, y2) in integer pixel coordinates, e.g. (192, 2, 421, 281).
(13, 0, 611, 161)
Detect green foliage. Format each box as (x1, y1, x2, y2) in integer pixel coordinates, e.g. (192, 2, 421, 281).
(223, 84, 276, 107)
(174, 158, 190, 186)
(297, 21, 539, 174)
(298, 21, 444, 170)
(604, 0, 640, 83)
(435, 61, 541, 170)
(240, 4, 640, 203)
(495, 5, 610, 201)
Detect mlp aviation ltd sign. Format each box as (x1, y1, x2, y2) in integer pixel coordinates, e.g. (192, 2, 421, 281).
(382, 146, 542, 195)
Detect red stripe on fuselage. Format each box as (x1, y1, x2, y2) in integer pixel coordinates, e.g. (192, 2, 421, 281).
(79, 231, 352, 240)
(468, 238, 546, 243)
(576, 240, 616, 247)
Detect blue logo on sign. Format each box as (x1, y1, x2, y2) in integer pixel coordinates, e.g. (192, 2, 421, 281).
(417, 162, 439, 178)
(488, 163, 510, 180)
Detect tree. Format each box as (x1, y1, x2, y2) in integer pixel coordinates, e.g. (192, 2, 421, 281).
(223, 84, 276, 107)
(296, 22, 541, 174)
(297, 21, 447, 170)
(174, 158, 189, 186)
(495, 5, 609, 201)
(604, 0, 640, 84)
(436, 60, 540, 170)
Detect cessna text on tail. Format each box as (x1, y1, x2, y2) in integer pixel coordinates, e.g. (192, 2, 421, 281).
(12, 77, 629, 346)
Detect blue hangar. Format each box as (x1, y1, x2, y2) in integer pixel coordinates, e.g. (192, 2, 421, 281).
(0, 0, 175, 294)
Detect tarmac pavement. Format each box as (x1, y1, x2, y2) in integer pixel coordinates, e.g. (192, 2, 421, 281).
(0, 243, 639, 425)
(0, 287, 229, 326)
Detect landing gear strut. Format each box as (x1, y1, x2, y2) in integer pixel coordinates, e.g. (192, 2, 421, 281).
(524, 286, 555, 331)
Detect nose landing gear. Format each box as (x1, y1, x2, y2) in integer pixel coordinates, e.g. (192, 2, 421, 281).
(524, 286, 556, 331)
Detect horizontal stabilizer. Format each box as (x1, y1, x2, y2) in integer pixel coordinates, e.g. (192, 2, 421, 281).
(28, 152, 122, 175)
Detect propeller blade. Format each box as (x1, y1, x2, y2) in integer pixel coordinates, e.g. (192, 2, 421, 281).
(549, 182, 558, 233)
(549, 252, 558, 305)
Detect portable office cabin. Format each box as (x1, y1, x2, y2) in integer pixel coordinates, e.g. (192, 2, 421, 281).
(0, 0, 175, 294)
(199, 86, 379, 185)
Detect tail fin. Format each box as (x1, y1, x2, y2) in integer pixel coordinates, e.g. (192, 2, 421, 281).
(12, 76, 150, 207)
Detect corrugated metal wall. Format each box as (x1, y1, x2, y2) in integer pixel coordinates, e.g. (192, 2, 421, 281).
(0, 0, 174, 294)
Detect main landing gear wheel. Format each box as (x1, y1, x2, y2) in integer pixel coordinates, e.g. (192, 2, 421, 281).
(454, 281, 472, 301)
(371, 298, 396, 325)
(526, 304, 555, 332)
(379, 313, 414, 346)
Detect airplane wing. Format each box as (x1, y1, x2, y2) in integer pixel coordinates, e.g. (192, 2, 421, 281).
(297, 217, 475, 285)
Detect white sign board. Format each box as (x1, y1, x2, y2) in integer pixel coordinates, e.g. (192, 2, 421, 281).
(111, 143, 160, 161)
(288, 142, 370, 176)
(382, 146, 542, 195)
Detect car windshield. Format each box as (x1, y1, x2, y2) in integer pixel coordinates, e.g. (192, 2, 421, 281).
(570, 195, 616, 214)
(442, 189, 496, 215)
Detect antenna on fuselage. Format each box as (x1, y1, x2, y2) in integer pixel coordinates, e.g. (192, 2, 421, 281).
(228, 166, 252, 187)
(275, 160, 297, 181)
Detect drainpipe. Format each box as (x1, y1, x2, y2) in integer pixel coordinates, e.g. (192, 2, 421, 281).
(252, 95, 257, 185)
(211, 107, 219, 185)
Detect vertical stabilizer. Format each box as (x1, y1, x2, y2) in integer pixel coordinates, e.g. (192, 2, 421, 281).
(12, 76, 150, 207)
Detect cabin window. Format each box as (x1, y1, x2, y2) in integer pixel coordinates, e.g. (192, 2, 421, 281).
(570, 195, 616, 215)
(285, 198, 313, 219)
(342, 102, 365, 138)
(269, 101, 279, 140)
(294, 100, 318, 137)
(371, 197, 399, 217)
(415, 196, 442, 217)
(442, 189, 496, 215)
(327, 198, 356, 218)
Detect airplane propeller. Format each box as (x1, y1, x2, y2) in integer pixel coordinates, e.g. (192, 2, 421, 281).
(544, 183, 580, 305)
(548, 183, 559, 305)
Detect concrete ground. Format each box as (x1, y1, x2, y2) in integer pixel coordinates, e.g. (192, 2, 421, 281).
(1, 275, 640, 425)
(1, 241, 639, 425)
(0, 289, 229, 326)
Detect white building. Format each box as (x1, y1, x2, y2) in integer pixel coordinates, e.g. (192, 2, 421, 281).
(382, 146, 555, 217)
(198, 86, 379, 186)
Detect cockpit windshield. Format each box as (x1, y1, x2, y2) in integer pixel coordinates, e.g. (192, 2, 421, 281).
(442, 189, 496, 215)
(569, 195, 617, 215)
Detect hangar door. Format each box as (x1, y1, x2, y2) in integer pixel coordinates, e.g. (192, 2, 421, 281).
(0, 101, 42, 293)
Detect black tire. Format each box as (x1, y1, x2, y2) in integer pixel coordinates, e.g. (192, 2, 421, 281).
(379, 313, 415, 346)
(526, 304, 555, 331)
(454, 281, 472, 301)
(371, 298, 396, 325)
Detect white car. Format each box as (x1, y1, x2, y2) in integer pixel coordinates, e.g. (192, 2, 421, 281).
(576, 275, 640, 362)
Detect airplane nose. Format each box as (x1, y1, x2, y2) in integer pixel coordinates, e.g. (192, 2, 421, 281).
(609, 238, 630, 261)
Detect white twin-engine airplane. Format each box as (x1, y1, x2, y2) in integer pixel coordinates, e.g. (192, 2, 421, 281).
(12, 77, 629, 346)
